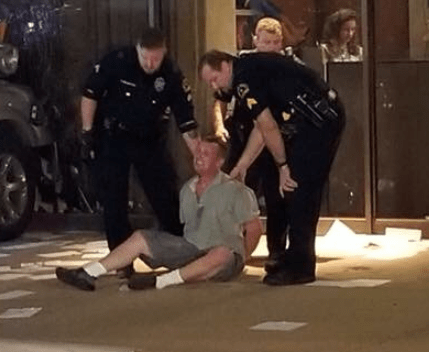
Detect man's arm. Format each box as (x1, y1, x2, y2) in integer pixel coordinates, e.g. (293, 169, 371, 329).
(213, 99, 229, 142)
(81, 96, 98, 131)
(243, 217, 264, 261)
(255, 107, 298, 193)
(230, 125, 264, 181)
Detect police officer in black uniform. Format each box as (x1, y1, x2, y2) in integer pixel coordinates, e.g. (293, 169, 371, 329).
(199, 50, 345, 285)
(80, 28, 198, 276)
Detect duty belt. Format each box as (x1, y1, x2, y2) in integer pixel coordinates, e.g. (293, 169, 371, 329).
(103, 116, 128, 132)
(289, 88, 339, 129)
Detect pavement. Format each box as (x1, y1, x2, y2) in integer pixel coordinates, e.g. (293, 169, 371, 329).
(1, 228, 429, 352)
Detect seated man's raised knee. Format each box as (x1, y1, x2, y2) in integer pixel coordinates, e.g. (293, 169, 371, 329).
(207, 246, 234, 266)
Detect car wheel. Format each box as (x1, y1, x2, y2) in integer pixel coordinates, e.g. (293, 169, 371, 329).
(0, 133, 36, 241)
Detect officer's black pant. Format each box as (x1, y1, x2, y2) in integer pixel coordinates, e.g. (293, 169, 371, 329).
(95, 130, 182, 250)
(283, 107, 345, 275)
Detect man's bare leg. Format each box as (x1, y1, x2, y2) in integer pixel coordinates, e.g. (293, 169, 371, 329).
(179, 246, 234, 282)
(98, 230, 151, 272)
(133, 246, 235, 290)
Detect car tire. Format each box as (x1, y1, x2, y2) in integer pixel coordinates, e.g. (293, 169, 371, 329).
(0, 131, 36, 241)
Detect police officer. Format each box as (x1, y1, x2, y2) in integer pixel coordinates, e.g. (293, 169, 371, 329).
(80, 28, 199, 276)
(212, 17, 300, 271)
(199, 50, 345, 285)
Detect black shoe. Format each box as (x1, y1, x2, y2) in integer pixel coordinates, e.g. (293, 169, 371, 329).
(128, 274, 156, 290)
(263, 269, 315, 286)
(264, 258, 283, 274)
(117, 264, 135, 279)
(264, 252, 288, 274)
(55, 267, 96, 291)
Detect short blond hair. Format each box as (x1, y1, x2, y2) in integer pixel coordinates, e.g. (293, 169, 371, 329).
(254, 17, 283, 38)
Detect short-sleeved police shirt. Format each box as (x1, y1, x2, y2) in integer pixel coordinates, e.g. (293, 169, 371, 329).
(179, 172, 259, 260)
(83, 46, 197, 136)
(231, 52, 329, 127)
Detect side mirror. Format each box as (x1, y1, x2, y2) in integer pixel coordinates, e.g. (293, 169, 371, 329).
(0, 43, 19, 76)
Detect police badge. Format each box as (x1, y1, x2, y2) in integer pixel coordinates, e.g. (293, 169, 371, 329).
(154, 77, 166, 92)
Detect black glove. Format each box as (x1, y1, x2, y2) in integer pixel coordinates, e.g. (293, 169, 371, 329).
(80, 129, 95, 160)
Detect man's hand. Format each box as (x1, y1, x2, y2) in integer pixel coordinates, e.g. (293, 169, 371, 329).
(230, 164, 247, 182)
(80, 129, 95, 160)
(278, 164, 298, 196)
(182, 129, 200, 156)
(215, 126, 230, 143)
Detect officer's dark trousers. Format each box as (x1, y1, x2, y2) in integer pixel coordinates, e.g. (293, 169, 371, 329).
(284, 109, 345, 275)
(95, 130, 182, 250)
(245, 152, 287, 258)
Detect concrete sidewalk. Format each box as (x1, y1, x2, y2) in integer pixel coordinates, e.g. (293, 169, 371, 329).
(1, 230, 429, 352)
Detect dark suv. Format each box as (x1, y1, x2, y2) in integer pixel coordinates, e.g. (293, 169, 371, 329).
(0, 43, 55, 241)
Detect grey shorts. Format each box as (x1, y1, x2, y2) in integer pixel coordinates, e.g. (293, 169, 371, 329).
(140, 230, 244, 282)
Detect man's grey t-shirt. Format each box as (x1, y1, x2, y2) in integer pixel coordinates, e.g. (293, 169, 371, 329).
(180, 172, 259, 259)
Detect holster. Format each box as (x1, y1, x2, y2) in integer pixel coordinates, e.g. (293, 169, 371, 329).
(289, 89, 339, 129)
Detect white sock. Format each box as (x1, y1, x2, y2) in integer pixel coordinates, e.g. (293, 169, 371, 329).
(83, 262, 107, 278)
(156, 269, 184, 289)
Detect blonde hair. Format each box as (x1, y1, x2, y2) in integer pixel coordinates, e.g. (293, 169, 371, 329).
(254, 17, 283, 38)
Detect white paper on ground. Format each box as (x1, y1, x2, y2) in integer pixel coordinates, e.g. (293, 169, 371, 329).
(0, 307, 42, 319)
(82, 248, 109, 254)
(243, 266, 265, 277)
(61, 244, 89, 250)
(18, 263, 55, 272)
(0, 339, 134, 352)
(306, 279, 391, 288)
(251, 236, 269, 258)
(81, 253, 106, 259)
(0, 242, 55, 251)
(250, 321, 308, 331)
(37, 251, 81, 258)
(29, 273, 57, 281)
(0, 273, 28, 281)
(385, 227, 422, 241)
(85, 240, 108, 247)
(0, 290, 35, 300)
(43, 260, 90, 267)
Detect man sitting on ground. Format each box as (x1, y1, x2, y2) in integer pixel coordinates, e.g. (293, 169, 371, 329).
(55, 135, 263, 291)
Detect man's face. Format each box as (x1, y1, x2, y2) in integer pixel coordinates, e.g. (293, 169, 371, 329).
(193, 141, 222, 176)
(137, 45, 166, 74)
(253, 30, 283, 53)
(200, 61, 232, 91)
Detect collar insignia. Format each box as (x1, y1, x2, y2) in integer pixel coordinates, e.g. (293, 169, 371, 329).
(247, 98, 258, 110)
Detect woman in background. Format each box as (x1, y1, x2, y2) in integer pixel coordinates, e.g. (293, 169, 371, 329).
(320, 8, 363, 65)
